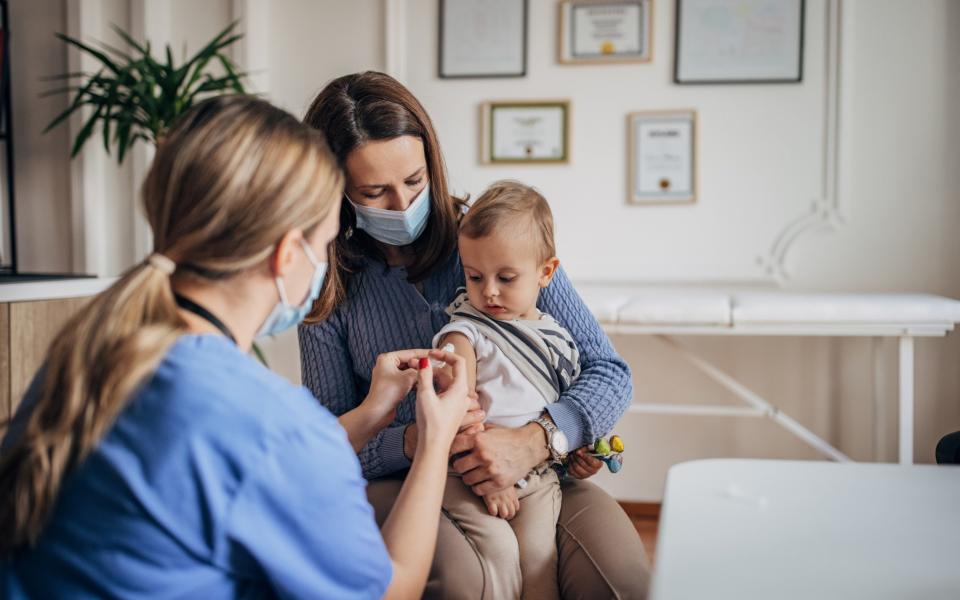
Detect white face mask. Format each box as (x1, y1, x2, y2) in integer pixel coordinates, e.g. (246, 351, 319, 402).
(346, 182, 432, 246)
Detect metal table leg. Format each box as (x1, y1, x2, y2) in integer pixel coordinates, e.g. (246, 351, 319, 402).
(898, 336, 914, 464)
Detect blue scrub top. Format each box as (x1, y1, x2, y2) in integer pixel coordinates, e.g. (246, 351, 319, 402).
(2, 334, 392, 599)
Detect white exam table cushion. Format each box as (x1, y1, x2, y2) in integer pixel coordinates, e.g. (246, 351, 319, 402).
(575, 284, 960, 330)
(576, 285, 731, 326)
(574, 285, 633, 324)
(619, 291, 731, 325)
(733, 293, 960, 325)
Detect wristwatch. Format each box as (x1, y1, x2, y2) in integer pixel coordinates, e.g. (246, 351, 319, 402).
(533, 414, 569, 463)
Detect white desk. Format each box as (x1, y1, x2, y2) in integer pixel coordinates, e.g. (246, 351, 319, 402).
(577, 286, 960, 464)
(652, 459, 960, 600)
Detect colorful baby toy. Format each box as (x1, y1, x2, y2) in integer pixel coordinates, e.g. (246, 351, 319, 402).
(587, 434, 625, 473)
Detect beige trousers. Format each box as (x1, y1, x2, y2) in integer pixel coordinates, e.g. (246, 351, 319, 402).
(366, 473, 650, 600)
(441, 466, 561, 600)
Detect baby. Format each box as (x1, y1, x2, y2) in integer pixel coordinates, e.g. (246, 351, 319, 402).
(433, 180, 580, 599)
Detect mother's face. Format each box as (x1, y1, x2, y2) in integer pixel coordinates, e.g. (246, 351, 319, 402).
(343, 135, 428, 212)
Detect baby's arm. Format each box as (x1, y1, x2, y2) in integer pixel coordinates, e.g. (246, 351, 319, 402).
(440, 331, 521, 520)
(436, 332, 478, 414)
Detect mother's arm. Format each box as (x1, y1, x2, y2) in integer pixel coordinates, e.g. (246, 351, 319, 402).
(538, 266, 633, 449)
(299, 312, 412, 479)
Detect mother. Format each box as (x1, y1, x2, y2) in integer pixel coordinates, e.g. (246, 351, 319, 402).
(300, 71, 650, 598)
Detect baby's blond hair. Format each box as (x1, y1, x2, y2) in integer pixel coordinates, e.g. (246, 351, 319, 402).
(460, 180, 556, 262)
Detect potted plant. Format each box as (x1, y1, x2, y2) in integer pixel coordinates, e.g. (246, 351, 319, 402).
(43, 23, 272, 364)
(43, 22, 246, 163)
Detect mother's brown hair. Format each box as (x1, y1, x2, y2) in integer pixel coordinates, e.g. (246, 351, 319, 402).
(302, 71, 467, 322)
(0, 95, 342, 555)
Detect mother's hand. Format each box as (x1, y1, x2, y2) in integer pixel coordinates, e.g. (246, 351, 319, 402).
(449, 423, 550, 496)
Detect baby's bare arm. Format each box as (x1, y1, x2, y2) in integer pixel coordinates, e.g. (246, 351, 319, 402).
(436, 332, 477, 395)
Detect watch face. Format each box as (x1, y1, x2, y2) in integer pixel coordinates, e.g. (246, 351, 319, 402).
(551, 431, 570, 455)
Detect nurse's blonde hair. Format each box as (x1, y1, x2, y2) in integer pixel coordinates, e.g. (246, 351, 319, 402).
(0, 95, 343, 555)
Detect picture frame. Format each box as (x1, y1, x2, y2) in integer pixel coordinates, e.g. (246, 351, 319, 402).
(558, 0, 653, 65)
(628, 110, 697, 205)
(674, 0, 804, 84)
(439, 0, 528, 79)
(481, 100, 570, 164)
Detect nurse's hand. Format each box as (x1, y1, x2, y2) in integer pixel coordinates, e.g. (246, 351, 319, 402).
(403, 397, 484, 461)
(363, 349, 430, 432)
(414, 349, 472, 451)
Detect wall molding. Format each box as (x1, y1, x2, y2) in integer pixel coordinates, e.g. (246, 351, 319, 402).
(756, 0, 846, 284)
(129, 0, 172, 263)
(383, 0, 407, 82)
(66, 0, 107, 276)
(231, 0, 270, 95)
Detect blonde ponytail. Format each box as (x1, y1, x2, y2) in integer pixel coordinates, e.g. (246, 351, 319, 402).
(0, 95, 343, 555)
(0, 261, 183, 550)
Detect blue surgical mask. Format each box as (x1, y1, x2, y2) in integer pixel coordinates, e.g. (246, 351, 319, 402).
(257, 240, 327, 338)
(347, 182, 432, 246)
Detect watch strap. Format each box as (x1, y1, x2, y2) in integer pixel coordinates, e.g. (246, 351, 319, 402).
(533, 415, 565, 463)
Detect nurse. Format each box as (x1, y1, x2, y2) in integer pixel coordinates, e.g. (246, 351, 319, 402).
(0, 96, 470, 598)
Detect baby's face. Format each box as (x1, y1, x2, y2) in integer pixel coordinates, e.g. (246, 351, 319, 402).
(459, 231, 550, 321)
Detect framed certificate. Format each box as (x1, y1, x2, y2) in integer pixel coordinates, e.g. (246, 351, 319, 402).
(628, 110, 697, 204)
(481, 101, 570, 164)
(439, 0, 528, 78)
(559, 0, 653, 64)
(675, 0, 804, 84)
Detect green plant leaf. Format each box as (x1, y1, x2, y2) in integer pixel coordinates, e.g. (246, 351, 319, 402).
(38, 86, 83, 98)
(110, 23, 148, 55)
(216, 53, 246, 94)
(43, 71, 103, 133)
(176, 22, 241, 100)
(38, 71, 89, 82)
(182, 21, 240, 73)
(251, 342, 269, 367)
(96, 39, 134, 62)
(46, 23, 245, 164)
(116, 120, 132, 163)
(54, 32, 122, 75)
(71, 104, 105, 157)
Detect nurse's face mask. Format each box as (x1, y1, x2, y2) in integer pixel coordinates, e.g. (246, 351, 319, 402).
(346, 182, 432, 246)
(257, 239, 327, 338)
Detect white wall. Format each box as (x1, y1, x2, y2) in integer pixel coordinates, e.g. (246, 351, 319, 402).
(265, 0, 385, 117)
(14, 0, 960, 501)
(407, 0, 829, 284)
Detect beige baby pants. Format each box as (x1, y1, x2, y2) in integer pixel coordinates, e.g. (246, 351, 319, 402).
(441, 464, 561, 600)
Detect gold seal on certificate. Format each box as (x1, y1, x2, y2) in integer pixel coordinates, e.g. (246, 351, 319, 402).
(559, 0, 652, 64)
(481, 101, 570, 164)
(628, 110, 697, 205)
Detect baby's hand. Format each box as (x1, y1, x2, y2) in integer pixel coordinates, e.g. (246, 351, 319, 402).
(483, 486, 520, 521)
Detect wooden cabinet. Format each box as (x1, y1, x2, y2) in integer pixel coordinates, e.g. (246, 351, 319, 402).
(2, 297, 89, 420)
